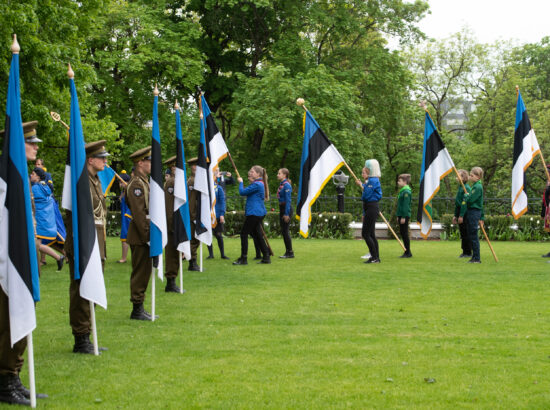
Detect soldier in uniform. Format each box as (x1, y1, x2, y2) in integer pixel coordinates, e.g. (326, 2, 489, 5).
(163, 156, 183, 293)
(65, 140, 109, 354)
(186, 157, 200, 271)
(126, 146, 157, 320)
(0, 121, 48, 405)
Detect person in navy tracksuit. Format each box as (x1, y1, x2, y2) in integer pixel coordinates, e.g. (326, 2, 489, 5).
(277, 168, 294, 258)
(233, 165, 270, 265)
(207, 172, 229, 259)
(355, 159, 382, 264)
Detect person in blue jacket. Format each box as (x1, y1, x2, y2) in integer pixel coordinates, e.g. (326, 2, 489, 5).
(233, 165, 270, 265)
(118, 170, 132, 263)
(30, 167, 65, 271)
(207, 170, 229, 259)
(355, 159, 382, 264)
(277, 168, 294, 258)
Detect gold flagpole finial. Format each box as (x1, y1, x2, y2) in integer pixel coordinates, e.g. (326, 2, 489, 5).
(174, 100, 180, 110)
(11, 34, 20, 54)
(154, 84, 159, 96)
(67, 63, 74, 79)
(296, 97, 308, 112)
(419, 100, 428, 111)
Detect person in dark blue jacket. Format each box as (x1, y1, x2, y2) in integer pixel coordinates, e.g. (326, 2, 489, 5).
(233, 165, 270, 265)
(118, 170, 132, 263)
(207, 171, 229, 259)
(277, 168, 294, 258)
(355, 159, 382, 263)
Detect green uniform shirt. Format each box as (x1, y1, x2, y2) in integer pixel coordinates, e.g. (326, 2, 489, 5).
(465, 180, 483, 212)
(396, 185, 412, 218)
(454, 184, 471, 218)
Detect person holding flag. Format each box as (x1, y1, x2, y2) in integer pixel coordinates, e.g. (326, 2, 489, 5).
(163, 156, 183, 293)
(65, 140, 110, 353)
(186, 157, 201, 271)
(0, 35, 46, 405)
(126, 146, 156, 320)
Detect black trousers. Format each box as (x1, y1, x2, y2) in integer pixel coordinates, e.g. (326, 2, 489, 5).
(398, 217, 410, 253)
(279, 204, 293, 253)
(362, 201, 379, 259)
(208, 218, 225, 256)
(240, 215, 269, 259)
(458, 220, 471, 255)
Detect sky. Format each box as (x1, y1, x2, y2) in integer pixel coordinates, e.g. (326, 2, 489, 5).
(417, 0, 550, 44)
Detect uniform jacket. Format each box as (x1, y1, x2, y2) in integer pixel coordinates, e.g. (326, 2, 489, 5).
(396, 185, 412, 218)
(164, 175, 175, 234)
(454, 184, 471, 218)
(239, 179, 266, 217)
(32, 181, 56, 240)
(214, 183, 225, 218)
(277, 179, 292, 216)
(187, 174, 198, 221)
(464, 180, 483, 212)
(126, 170, 150, 246)
(362, 177, 382, 203)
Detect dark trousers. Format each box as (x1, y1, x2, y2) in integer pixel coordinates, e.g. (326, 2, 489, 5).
(466, 209, 481, 260)
(279, 204, 293, 253)
(0, 290, 26, 376)
(165, 229, 179, 280)
(208, 218, 225, 257)
(130, 244, 152, 304)
(458, 220, 472, 255)
(362, 202, 379, 259)
(240, 215, 269, 259)
(399, 217, 410, 253)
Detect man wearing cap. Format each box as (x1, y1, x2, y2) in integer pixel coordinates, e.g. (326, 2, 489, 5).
(163, 156, 183, 293)
(64, 140, 109, 354)
(126, 146, 156, 320)
(0, 121, 48, 405)
(187, 157, 200, 271)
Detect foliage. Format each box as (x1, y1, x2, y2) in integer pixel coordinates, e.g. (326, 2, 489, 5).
(223, 210, 352, 239)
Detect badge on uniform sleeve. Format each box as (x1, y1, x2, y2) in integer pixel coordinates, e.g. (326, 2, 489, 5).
(188, 185, 194, 191)
(168, 187, 174, 194)
(134, 188, 143, 197)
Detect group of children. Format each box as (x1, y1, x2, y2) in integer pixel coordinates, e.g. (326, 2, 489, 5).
(358, 159, 485, 264)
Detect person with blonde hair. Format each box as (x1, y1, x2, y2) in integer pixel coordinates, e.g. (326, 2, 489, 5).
(459, 167, 484, 263)
(356, 159, 382, 263)
(452, 169, 472, 258)
(233, 165, 270, 265)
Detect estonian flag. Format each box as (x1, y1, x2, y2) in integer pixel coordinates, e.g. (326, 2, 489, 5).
(0, 47, 40, 346)
(296, 110, 345, 238)
(61, 71, 106, 309)
(149, 90, 168, 279)
(512, 90, 540, 219)
(194, 101, 213, 245)
(416, 112, 455, 239)
(174, 107, 191, 260)
(97, 165, 116, 197)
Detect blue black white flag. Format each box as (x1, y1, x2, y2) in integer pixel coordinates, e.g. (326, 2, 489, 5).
(512, 90, 540, 219)
(0, 47, 40, 346)
(174, 107, 191, 260)
(61, 71, 107, 309)
(149, 90, 167, 279)
(416, 112, 455, 239)
(97, 165, 116, 196)
(194, 100, 213, 245)
(296, 110, 344, 238)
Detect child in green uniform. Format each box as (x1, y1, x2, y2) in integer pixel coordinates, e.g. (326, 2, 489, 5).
(459, 167, 484, 263)
(453, 169, 472, 258)
(396, 174, 412, 258)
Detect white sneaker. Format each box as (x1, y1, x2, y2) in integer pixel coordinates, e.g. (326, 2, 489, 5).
(361, 253, 371, 259)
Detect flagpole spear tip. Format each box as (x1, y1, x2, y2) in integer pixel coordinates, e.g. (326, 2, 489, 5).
(154, 84, 159, 96)
(174, 100, 180, 110)
(11, 34, 20, 54)
(67, 63, 74, 79)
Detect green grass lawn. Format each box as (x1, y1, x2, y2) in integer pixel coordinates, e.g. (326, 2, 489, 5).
(17, 237, 550, 408)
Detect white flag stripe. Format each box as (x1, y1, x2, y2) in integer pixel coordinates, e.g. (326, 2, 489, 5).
(173, 167, 187, 209)
(61, 164, 72, 211)
(7, 259, 36, 347)
(208, 131, 229, 170)
(194, 165, 213, 245)
(78, 235, 107, 309)
(512, 128, 540, 217)
(149, 179, 167, 280)
(298, 145, 344, 237)
(0, 176, 5, 227)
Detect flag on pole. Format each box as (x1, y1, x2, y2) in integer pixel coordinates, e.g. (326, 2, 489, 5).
(149, 89, 167, 279)
(61, 69, 107, 310)
(97, 165, 116, 196)
(296, 110, 345, 238)
(0, 47, 40, 346)
(173, 106, 191, 260)
(194, 100, 213, 245)
(416, 111, 455, 239)
(512, 90, 541, 219)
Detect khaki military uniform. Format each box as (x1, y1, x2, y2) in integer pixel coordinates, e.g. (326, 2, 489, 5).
(126, 169, 152, 303)
(187, 174, 200, 260)
(65, 173, 106, 335)
(164, 175, 179, 279)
